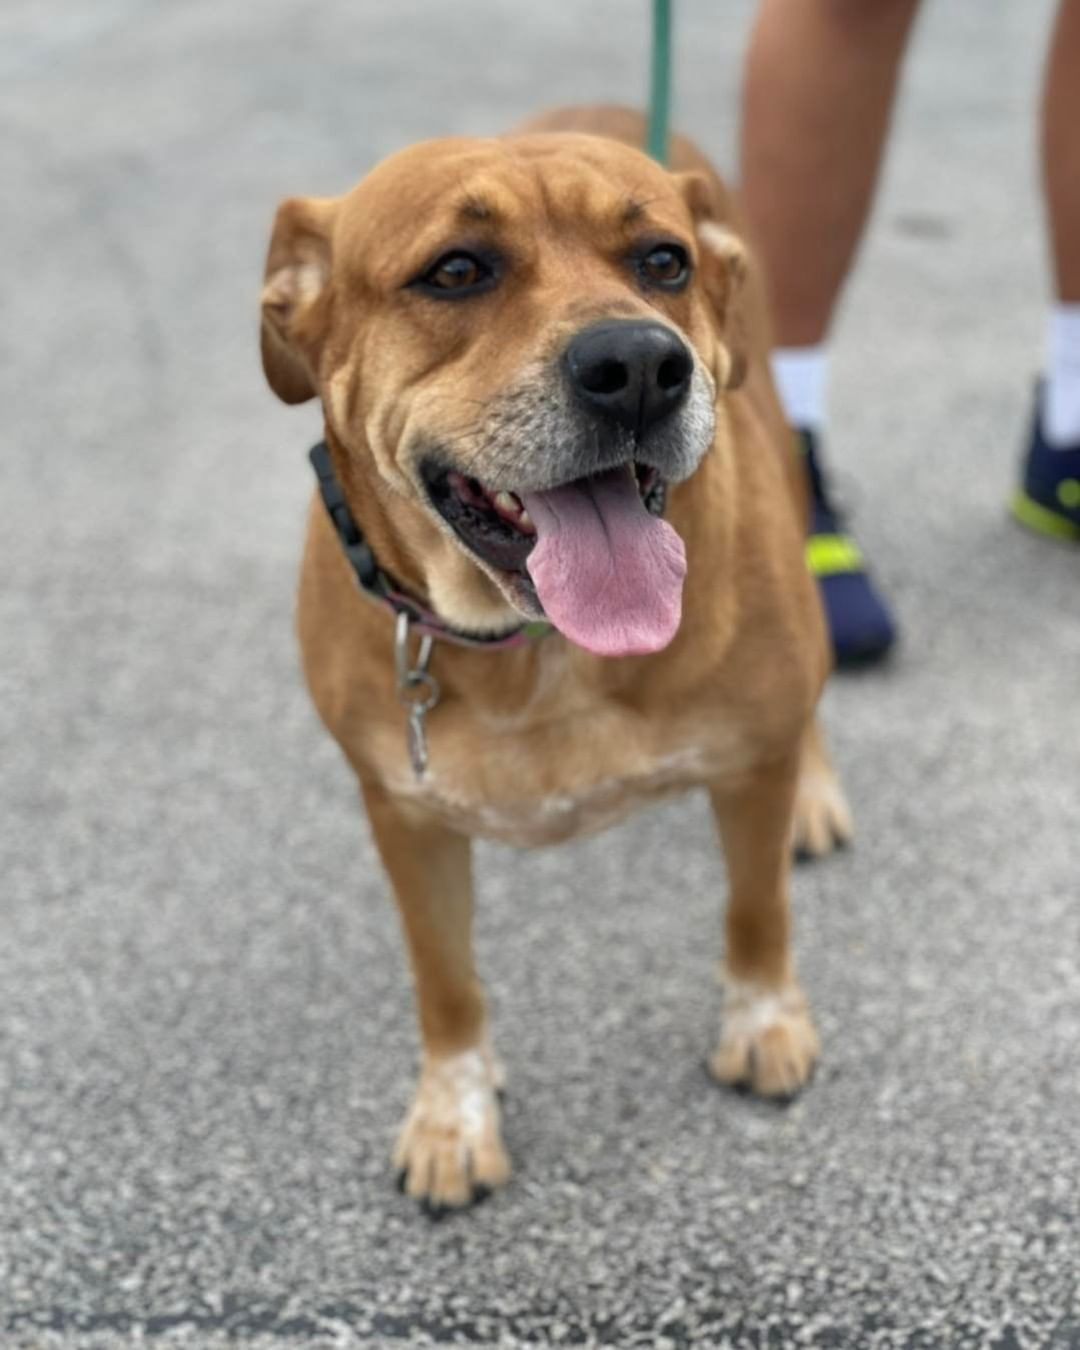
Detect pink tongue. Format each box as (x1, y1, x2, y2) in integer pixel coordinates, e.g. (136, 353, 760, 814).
(521, 468, 687, 657)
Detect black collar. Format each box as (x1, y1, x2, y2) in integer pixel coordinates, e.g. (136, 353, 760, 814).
(309, 441, 547, 649)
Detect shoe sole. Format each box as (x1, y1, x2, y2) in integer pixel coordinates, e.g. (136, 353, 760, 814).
(1011, 489, 1080, 543)
(834, 643, 895, 670)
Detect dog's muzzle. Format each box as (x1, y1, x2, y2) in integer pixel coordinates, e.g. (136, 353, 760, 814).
(418, 319, 715, 658)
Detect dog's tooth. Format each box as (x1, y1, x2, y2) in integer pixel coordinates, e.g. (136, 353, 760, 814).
(518, 507, 532, 526)
(493, 491, 518, 515)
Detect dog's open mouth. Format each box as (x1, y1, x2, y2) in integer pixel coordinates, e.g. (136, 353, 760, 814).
(424, 461, 667, 574)
(422, 461, 686, 657)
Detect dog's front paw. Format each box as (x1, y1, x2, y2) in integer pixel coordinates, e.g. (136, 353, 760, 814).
(394, 1047, 510, 1212)
(792, 763, 853, 859)
(709, 978, 820, 1099)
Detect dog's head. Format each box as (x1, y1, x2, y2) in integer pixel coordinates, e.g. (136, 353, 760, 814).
(260, 133, 747, 656)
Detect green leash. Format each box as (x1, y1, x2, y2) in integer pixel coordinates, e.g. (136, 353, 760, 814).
(647, 0, 672, 165)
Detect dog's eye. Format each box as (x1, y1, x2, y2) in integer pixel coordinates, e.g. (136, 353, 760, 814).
(417, 251, 495, 296)
(638, 244, 690, 290)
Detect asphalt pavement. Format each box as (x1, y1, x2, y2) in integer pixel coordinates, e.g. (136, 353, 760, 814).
(2, 1, 1079, 1346)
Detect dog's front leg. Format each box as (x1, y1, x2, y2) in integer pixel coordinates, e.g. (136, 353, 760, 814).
(708, 752, 821, 1098)
(360, 780, 509, 1210)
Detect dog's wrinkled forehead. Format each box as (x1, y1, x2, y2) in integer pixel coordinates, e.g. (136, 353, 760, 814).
(331, 134, 696, 288)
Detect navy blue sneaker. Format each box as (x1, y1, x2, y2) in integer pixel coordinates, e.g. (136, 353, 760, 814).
(1011, 394, 1080, 542)
(799, 429, 898, 667)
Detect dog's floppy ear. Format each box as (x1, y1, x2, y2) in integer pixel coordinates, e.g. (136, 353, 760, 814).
(676, 172, 748, 391)
(260, 196, 338, 404)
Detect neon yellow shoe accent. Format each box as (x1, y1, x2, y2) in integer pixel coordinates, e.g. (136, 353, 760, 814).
(806, 533, 865, 578)
(1011, 489, 1080, 541)
(1057, 478, 1080, 510)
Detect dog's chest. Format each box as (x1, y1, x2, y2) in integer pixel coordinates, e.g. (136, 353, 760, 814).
(382, 684, 749, 847)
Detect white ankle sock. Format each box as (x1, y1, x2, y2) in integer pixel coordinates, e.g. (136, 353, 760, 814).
(1044, 304, 1080, 448)
(771, 346, 829, 433)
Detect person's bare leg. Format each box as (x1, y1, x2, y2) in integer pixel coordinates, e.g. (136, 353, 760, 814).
(738, 0, 921, 662)
(740, 0, 923, 349)
(1040, 0, 1080, 452)
(1043, 0, 1080, 305)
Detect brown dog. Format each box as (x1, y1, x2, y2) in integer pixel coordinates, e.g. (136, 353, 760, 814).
(260, 106, 852, 1211)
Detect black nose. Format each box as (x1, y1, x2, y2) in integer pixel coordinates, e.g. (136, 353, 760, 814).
(565, 320, 693, 433)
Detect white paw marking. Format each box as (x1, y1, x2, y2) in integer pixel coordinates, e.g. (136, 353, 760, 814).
(711, 975, 820, 1097)
(721, 977, 807, 1038)
(425, 1048, 492, 1136)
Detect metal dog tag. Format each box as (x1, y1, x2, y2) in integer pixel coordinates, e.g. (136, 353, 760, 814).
(406, 702, 430, 777)
(395, 612, 440, 778)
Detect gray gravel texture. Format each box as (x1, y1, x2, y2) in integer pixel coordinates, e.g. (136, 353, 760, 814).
(2, 1, 1079, 1347)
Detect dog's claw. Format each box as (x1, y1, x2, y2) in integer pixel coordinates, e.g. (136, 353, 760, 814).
(398, 1171, 496, 1218)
